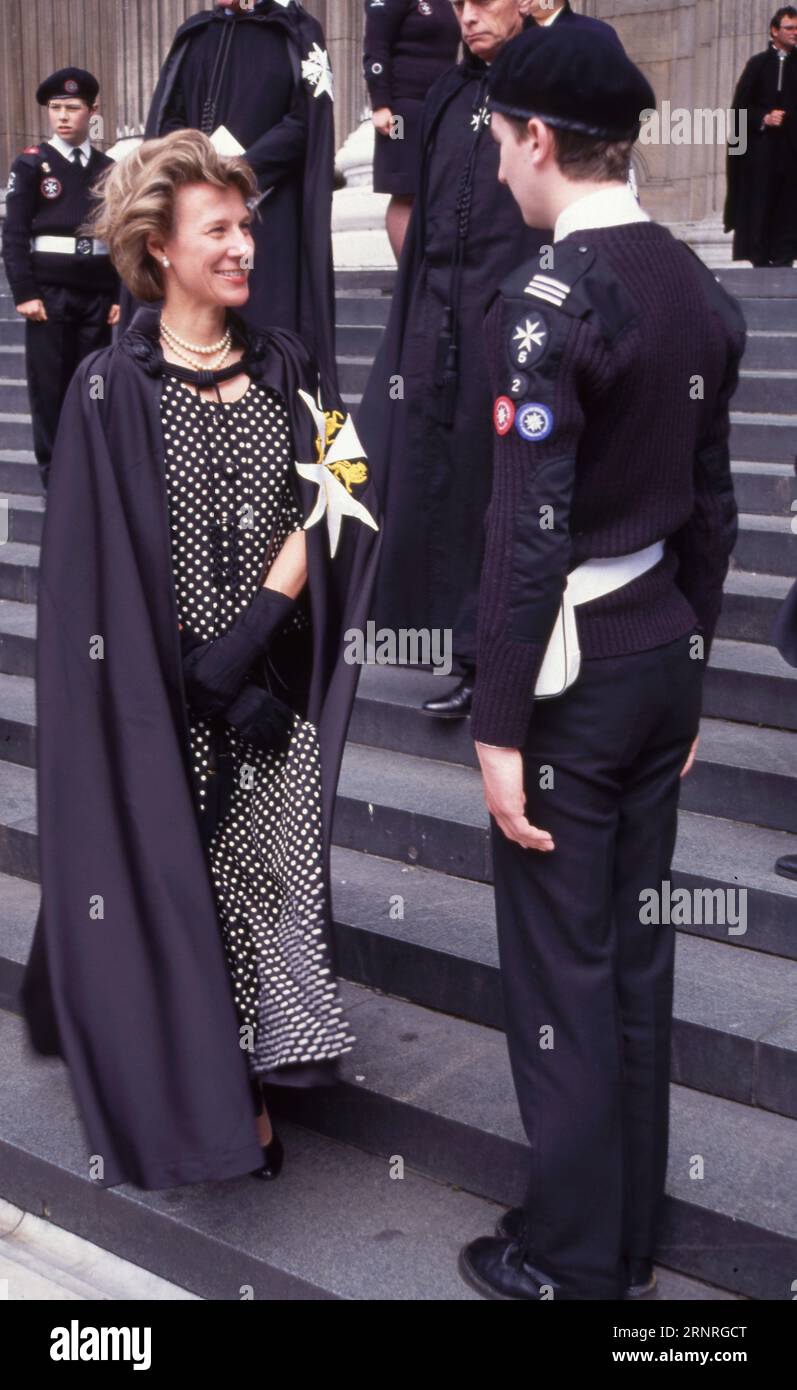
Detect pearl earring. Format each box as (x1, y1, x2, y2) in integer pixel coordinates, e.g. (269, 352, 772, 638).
(162, 257, 170, 267)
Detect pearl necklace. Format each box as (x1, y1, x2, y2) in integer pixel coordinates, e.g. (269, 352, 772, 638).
(163, 337, 233, 373)
(160, 318, 232, 372)
(160, 317, 230, 354)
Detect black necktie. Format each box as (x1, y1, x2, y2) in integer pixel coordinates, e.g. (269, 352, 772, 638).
(71, 149, 83, 166)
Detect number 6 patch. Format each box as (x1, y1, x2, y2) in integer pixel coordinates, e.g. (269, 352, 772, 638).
(508, 311, 550, 370)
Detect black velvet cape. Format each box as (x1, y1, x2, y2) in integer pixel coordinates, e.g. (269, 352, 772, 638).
(20, 304, 382, 1190)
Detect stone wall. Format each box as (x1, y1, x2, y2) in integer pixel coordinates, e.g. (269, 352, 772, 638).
(0, 0, 784, 222)
(587, 0, 781, 220)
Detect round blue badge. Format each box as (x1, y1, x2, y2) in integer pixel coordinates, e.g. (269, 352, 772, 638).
(515, 401, 553, 441)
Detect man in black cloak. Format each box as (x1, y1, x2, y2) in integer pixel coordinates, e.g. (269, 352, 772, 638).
(357, 0, 622, 717)
(117, 0, 337, 383)
(724, 6, 797, 267)
(19, 306, 381, 1191)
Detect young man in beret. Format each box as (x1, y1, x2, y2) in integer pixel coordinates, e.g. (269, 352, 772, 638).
(2, 68, 120, 491)
(458, 24, 746, 1300)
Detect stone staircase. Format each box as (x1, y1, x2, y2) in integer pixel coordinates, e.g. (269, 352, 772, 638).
(0, 261, 794, 1300)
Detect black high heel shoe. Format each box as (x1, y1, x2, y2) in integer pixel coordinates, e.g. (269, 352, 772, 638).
(250, 1126, 284, 1180)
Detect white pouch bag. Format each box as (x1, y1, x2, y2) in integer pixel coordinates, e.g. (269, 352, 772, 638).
(534, 540, 666, 698)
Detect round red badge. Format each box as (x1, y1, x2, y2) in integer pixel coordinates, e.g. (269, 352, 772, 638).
(493, 395, 516, 436)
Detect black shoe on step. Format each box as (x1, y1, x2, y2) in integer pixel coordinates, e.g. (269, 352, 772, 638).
(775, 853, 797, 882)
(493, 1207, 657, 1298)
(624, 1257, 657, 1297)
(421, 676, 474, 718)
(250, 1127, 284, 1180)
(458, 1236, 566, 1300)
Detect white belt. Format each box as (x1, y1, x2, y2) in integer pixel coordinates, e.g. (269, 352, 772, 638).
(565, 540, 665, 607)
(32, 234, 109, 255)
(535, 539, 666, 699)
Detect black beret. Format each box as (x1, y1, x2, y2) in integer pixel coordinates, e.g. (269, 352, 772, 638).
(36, 67, 99, 106)
(486, 24, 655, 142)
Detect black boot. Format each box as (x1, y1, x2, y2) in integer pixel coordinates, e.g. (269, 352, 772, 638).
(494, 1207, 656, 1298)
(775, 853, 797, 881)
(458, 1236, 567, 1300)
(421, 673, 474, 718)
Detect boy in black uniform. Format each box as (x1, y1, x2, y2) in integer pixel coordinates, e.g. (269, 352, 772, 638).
(2, 68, 119, 490)
(458, 25, 746, 1300)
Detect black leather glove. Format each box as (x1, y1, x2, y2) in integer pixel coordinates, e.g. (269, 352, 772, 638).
(179, 586, 297, 719)
(223, 680, 295, 751)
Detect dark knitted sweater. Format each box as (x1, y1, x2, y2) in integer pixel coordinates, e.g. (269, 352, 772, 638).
(362, 0, 460, 109)
(2, 142, 119, 303)
(469, 221, 746, 748)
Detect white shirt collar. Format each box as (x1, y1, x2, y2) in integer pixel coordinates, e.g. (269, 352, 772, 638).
(540, 5, 565, 24)
(553, 181, 650, 242)
(48, 132, 92, 166)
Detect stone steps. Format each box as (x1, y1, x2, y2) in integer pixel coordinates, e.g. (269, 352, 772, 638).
(0, 1007, 742, 1301)
(0, 263, 794, 1300)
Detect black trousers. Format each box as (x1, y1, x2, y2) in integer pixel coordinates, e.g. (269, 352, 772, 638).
(490, 631, 704, 1299)
(25, 283, 113, 488)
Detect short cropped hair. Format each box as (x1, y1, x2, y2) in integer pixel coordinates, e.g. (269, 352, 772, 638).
(82, 128, 258, 302)
(502, 113, 634, 183)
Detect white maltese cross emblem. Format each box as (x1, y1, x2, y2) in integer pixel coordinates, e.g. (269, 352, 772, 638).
(295, 388, 379, 557)
(302, 43, 334, 100)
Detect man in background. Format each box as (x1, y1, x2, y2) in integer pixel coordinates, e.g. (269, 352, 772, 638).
(1, 68, 119, 491)
(725, 6, 797, 267)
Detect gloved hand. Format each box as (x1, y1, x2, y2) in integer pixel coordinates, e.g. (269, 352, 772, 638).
(224, 680, 296, 752)
(179, 585, 297, 719)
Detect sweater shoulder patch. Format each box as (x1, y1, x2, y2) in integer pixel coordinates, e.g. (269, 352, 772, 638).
(14, 148, 43, 170)
(564, 250, 643, 344)
(679, 242, 747, 337)
(498, 241, 596, 308)
(499, 240, 640, 345)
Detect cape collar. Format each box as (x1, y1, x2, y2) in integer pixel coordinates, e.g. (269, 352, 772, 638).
(119, 305, 270, 381)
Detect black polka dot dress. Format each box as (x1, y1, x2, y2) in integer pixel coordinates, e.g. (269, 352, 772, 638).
(161, 374, 357, 1084)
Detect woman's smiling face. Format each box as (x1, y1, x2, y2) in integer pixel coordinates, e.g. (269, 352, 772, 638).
(153, 181, 256, 308)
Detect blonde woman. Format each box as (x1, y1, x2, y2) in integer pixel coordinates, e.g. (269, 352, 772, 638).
(21, 130, 381, 1191)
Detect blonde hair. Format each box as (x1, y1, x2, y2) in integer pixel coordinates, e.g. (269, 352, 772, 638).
(82, 128, 258, 302)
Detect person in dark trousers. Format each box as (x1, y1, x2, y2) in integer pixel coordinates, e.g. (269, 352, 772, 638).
(770, 548, 797, 880)
(117, 0, 337, 386)
(363, 0, 461, 261)
(457, 23, 746, 1300)
(724, 6, 797, 266)
(358, 0, 533, 721)
(1, 67, 120, 491)
(358, 0, 622, 723)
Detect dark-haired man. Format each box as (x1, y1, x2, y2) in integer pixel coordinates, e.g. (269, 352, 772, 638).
(724, 6, 797, 266)
(1, 68, 119, 490)
(458, 23, 746, 1300)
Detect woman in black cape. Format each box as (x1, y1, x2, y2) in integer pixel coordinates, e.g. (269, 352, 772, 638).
(20, 130, 381, 1191)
